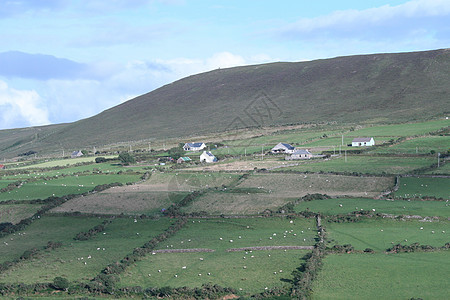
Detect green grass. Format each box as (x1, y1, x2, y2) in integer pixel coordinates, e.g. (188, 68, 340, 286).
(0, 215, 102, 264)
(394, 177, 450, 199)
(0, 217, 173, 283)
(0, 174, 141, 202)
(312, 252, 450, 300)
(370, 136, 450, 155)
(295, 197, 450, 218)
(119, 250, 309, 294)
(281, 155, 435, 175)
(325, 218, 449, 252)
(425, 161, 450, 175)
(0, 203, 43, 224)
(118, 217, 317, 294)
(350, 119, 449, 137)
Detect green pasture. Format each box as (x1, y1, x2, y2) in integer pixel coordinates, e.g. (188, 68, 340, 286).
(312, 252, 450, 300)
(0, 217, 173, 283)
(350, 119, 449, 137)
(325, 218, 449, 252)
(0, 215, 101, 264)
(11, 156, 116, 169)
(425, 161, 450, 175)
(119, 249, 309, 294)
(295, 197, 450, 218)
(394, 176, 450, 199)
(0, 174, 141, 202)
(281, 155, 435, 174)
(156, 217, 317, 252)
(51, 190, 189, 216)
(212, 145, 272, 156)
(0, 203, 43, 224)
(370, 136, 450, 155)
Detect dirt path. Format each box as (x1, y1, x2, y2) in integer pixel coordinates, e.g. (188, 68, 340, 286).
(152, 248, 215, 253)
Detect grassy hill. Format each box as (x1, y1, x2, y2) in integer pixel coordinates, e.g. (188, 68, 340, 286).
(1, 48, 449, 158)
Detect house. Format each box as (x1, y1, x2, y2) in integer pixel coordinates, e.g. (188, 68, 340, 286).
(183, 142, 206, 151)
(271, 143, 296, 154)
(177, 157, 191, 164)
(71, 150, 83, 158)
(289, 149, 313, 160)
(200, 151, 218, 163)
(0, 164, 5, 170)
(351, 137, 375, 147)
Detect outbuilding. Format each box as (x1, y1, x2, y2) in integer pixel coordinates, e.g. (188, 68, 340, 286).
(177, 157, 191, 164)
(351, 137, 375, 147)
(200, 151, 217, 163)
(71, 150, 83, 158)
(289, 149, 313, 160)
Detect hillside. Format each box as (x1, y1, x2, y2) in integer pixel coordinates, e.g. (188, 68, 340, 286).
(1, 48, 449, 157)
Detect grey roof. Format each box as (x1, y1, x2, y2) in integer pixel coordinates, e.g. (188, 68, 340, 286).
(292, 149, 311, 155)
(185, 142, 204, 148)
(281, 143, 295, 150)
(205, 151, 215, 157)
(352, 137, 373, 142)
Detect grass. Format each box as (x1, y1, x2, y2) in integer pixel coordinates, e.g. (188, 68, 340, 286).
(0, 174, 141, 202)
(0, 215, 102, 264)
(312, 252, 450, 300)
(325, 218, 449, 252)
(349, 119, 449, 137)
(281, 155, 436, 175)
(118, 217, 317, 294)
(51, 190, 189, 216)
(370, 136, 450, 155)
(0, 217, 173, 283)
(0, 203, 43, 224)
(119, 250, 309, 294)
(294, 197, 450, 218)
(394, 177, 450, 199)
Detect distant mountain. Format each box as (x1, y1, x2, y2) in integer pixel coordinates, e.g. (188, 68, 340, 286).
(1, 49, 449, 158)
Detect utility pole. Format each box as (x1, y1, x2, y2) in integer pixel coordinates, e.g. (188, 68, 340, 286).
(149, 142, 151, 152)
(437, 153, 440, 168)
(339, 145, 341, 155)
(342, 135, 344, 146)
(261, 146, 263, 161)
(345, 150, 347, 162)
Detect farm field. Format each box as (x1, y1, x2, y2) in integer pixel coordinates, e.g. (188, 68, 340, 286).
(0, 174, 141, 202)
(294, 197, 450, 218)
(281, 155, 436, 174)
(119, 249, 309, 294)
(0, 215, 102, 263)
(348, 119, 449, 137)
(325, 218, 449, 252)
(0, 217, 174, 283)
(312, 252, 450, 300)
(51, 190, 188, 215)
(370, 135, 450, 155)
(394, 176, 450, 199)
(118, 217, 316, 294)
(0, 203, 43, 224)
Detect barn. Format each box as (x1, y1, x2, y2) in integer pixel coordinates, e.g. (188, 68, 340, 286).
(351, 137, 375, 147)
(271, 143, 296, 154)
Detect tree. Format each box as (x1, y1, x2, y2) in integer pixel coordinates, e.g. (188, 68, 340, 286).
(52, 276, 69, 291)
(168, 146, 185, 159)
(118, 152, 136, 165)
(95, 157, 107, 163)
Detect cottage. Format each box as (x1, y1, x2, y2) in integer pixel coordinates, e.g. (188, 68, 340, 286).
(200, 151, 217, 163)
(271, 143, 296, 154)
(71, 150, 83, 158)
(289, 149, 313, 160)
(177, 157, 191, 164)
(183, 142, 206, 152)
(351, 137, 375, 147)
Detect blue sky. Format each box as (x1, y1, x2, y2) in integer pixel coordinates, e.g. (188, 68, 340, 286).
(0, 0, 449, 129)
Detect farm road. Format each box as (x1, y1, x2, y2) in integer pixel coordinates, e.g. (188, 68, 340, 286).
(227, 246, 314, 252)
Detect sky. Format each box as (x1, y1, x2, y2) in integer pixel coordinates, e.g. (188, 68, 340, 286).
(0, 0, 449, 130)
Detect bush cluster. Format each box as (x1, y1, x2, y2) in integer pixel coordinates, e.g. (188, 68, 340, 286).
(73, 220, 112, 241)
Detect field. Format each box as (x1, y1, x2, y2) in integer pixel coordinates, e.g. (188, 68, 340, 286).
(294, 197, 450, 218)
(0, 203, 43, 224)
(370, 136, 450, 155)
(312, 252, 450, 300)
(325, 218, 449, 251)
(0, 174, 141, 202)
(118, 217, 316, 294)
(0, 216, 173, 283)
(394, 176, 450, 199)
(281, 155, 436, 174)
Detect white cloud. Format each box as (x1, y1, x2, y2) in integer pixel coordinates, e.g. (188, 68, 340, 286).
(279, 0, 450, 42)
(0, 80, 50, 129)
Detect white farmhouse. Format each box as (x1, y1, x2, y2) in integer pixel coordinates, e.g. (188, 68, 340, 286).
(290, 149, 313, 160)
(200, 151, 218, 163)
(271, 143, 296, 154)
(351, 137, 375, 147)
(183, 142, 206, 151)
(71, 150, 83, 158)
